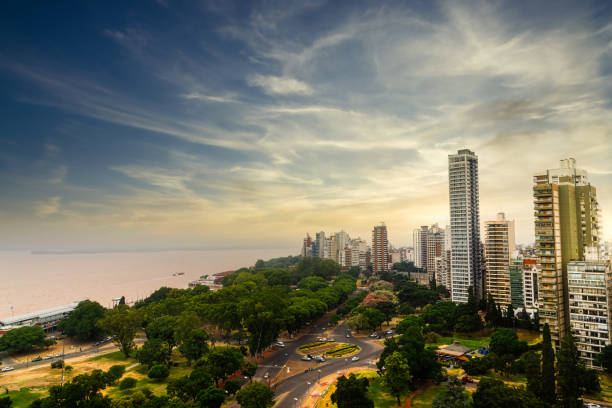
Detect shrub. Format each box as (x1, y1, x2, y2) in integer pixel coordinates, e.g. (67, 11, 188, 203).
(147, 364, 169, 381)
(50, 360, 64, 369)
(119, 377, 138, 390)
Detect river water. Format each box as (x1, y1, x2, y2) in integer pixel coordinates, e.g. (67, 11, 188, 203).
(0, 248, 294, 318)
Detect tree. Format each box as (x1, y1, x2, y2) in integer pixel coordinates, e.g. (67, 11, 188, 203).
(331, 374, 374, 408)
(58, 300, 106, 341)
(98, 305, 141, 358)
(0, 326, 53, 353)
(454, 313, 483, 333)
(432, 376, 469, 408)
(106, 365, 126, 384)
(242, 362, 257, 382)
(202, 348, 244, 386)
(235, 382, 275, 408)
(383, 352, 412, 405)
(196, 386, 226, 408)
(505, 304, 515, 328)
(178, 328, 209, 365)
(557, 334, 582, 408)
(374, 301, 396, 325)
(541, 324, 556, 406)
(136, 338, 171, 367)
(522, 350, 541, 396)
(145, 316, 180, 351)
(147, 364, 170, 381)
(0, 397, 11, 408)
(472, 378, 546, 408)
(594, 344, 612, 372)
(347, 266, 361, 279)
(224, 379, 242, 396)
(489, 328, 527, 357)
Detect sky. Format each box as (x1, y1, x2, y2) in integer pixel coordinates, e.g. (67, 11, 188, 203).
(1, 0, 611, 252)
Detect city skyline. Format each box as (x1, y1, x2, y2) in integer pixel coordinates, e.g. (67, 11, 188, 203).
(1, 1, 612, 251)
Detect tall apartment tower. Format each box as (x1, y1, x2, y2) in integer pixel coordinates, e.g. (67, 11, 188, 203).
(413, 226, 428, 269)
(449, 149, 482, 303)
(484, 213, 516, 307)
(426, 224, 445, 283)
(534, 158, 600, 344)
(314, 231, 326, 258)
(568, 258, 611, 367)
(372, 223, 389, 274)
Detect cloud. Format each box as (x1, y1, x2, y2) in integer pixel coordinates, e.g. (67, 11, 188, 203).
(247, 74, 313, 95)
(182, 92, 241, 104)
(36, 196, 62, 217)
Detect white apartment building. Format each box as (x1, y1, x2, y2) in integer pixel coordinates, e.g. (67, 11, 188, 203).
(522, 258, 538, 313)
(449, 149, 483, 302)
(568, 258, 612, 367)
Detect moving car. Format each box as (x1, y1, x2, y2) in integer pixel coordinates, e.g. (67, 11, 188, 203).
(44, 355, 53, 360)
(314, 356, 326, 362)
(301, 356, 312, 361)
(318, 337, 327, 342)
(460, 375, 474, 383)
(275, 341, 285, 348)
(351, 356, 360, 362)
(1, 367, 15, 372)
(31, 356, 42, 362)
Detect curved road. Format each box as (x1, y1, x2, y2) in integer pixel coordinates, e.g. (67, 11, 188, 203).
(254, 316, 385, 408)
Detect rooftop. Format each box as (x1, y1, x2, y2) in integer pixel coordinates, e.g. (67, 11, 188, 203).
(0, 301, 82, 326)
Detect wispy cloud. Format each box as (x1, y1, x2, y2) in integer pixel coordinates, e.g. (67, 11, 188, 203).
(247, 74, 313, 95)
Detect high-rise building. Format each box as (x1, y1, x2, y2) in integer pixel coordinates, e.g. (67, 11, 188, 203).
(568, 258, 612, 367)
(413, 226, 428, 269)
(314, 231, 326, 258)
(509, 258, 524, 309)
(426, 224, 445, 284)
(484, 213, 516, 307)
(534, 158, 600, 343)
(522, 258, 538, 313)
(372, 223, 389, 274)
(301, 234, 312, 257)
(449, 149, 482, 303)
(350, 238, 369, 270)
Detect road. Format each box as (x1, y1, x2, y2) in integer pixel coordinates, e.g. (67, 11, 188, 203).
(253, 315, 385, 408)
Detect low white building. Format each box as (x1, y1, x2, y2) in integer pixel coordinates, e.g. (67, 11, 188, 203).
(0, 301, 81, 334)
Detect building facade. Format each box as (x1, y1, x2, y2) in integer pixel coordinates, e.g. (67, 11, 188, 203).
(449, 149, 483, 302)
(509, 258, 524, 309)
(568, 259, 612, 367)
(534, 158, 600, 343)
(484, 213, 516, 307)
(413, 226, 428, 270)
(372, 223, 389, 274)
(522, 258, 538, 313)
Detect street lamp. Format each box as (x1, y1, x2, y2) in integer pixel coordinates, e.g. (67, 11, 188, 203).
(306, 381, 311, 396)
(293, 397, 299, 408)
(317, 369, 321, 383)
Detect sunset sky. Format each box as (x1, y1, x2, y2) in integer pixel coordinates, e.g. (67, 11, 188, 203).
(1, 0, 611, 251)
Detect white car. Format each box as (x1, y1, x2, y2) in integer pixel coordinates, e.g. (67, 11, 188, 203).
(318, 338, 327, 342)
(351, 356, 360, 362)
(276, 341, 285, 348)
(1, 366, 15, 372)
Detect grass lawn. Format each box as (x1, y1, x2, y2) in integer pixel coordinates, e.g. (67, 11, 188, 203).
(3, 387, 45, 408)
(411, 384, 446, 408)
(105, 362, 192, 399)
(434, 335, 490, 350)
(88, 350, 132, 362)
(585, 372, 612, 403)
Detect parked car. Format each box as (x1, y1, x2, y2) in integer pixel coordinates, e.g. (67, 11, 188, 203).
(583, 404, 602, 408)
(461, 376, 474, 383)
(351, 356, 360, 362)
(55, 353, 64, 358)
(369, 333, 377, 338)
(31, 356, 42, 362)
(1, 367, 15, 372)
(346, 334, 351, 338)
(314, 356, 326, 362)
(318, 338, 327, 342)
(276, 341, 285, 348)
(386, 330, 394, 335)
(307, 354, 314, 359)
(327, 338, 335, 342)
(301, 356, 312, 361)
